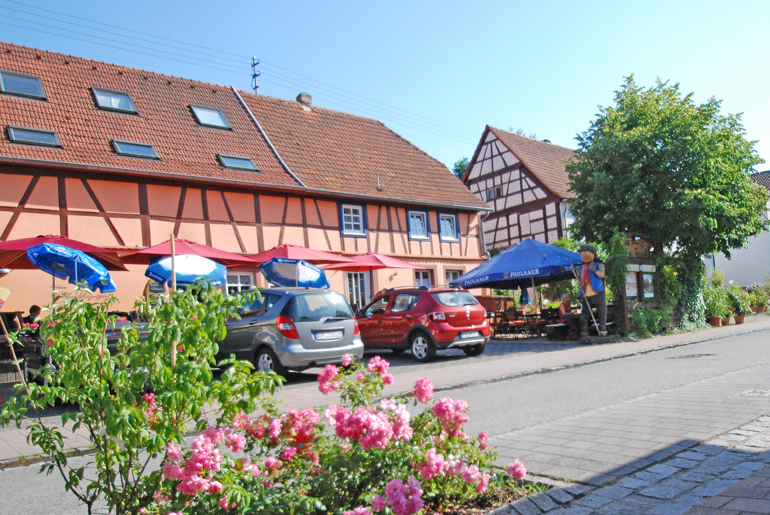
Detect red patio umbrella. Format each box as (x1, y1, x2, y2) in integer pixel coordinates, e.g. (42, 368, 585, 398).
(0, 234, 126, 271)
(323, 252, 426, 272)
(249, 244, 354, 265)
(119, 238, 257, 266)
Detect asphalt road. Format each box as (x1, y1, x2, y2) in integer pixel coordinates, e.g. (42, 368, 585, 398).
(2, 330, 770, 514)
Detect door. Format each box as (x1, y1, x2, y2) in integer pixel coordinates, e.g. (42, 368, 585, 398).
(382, 292, 420, 345)
(346, 272, 371, 312)
(357, 295, 391, 346)
(220, 293, 281, 360)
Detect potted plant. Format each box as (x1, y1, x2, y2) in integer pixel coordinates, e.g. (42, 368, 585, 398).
(749, 289, 769, 313)
(703, 285, 728, 327)
(728, 286, 752, 324)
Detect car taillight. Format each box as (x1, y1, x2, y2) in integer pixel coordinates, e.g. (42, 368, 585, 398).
(353, 316, 360, 336)
(276, 315, 299, 340)
(429, 311, 446, 321)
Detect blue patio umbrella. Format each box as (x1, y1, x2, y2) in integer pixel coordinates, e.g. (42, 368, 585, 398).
(260, 257, 330, 289)
(145, 254, 227, 287)
(449, 238, 583, 290)
(27, 243, 117, 293)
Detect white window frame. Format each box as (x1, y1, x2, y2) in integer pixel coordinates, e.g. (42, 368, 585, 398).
(445, 270, 462, 285)
(345, 271, 370, 311)
(415, 270, 432, 288)
(438, 213, 459, 242)
(341, 204, 366, 237)
(226, 273, 254, 295)
(408, 210, 429, 241)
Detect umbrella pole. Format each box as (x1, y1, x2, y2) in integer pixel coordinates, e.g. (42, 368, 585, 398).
(170, 235, 177, 368)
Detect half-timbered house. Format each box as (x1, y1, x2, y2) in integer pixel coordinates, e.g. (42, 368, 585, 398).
(463, 126, 575, 250)
(0, 42, 489, 312)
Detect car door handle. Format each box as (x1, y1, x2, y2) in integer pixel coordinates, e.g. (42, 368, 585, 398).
(249, 320, 260, 325)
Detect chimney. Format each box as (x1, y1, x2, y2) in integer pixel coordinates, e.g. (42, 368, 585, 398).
(296, 92, 312, 108)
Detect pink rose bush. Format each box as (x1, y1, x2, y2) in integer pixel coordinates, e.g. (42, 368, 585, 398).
(140, 355, 527, 514)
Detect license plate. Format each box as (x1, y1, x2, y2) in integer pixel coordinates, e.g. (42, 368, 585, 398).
(460, 331, 480, 339)
(315, 330, 343, 341)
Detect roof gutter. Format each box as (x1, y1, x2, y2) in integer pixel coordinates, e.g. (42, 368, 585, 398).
(0, 156, 491, 212)
(230, 86, 308, 188)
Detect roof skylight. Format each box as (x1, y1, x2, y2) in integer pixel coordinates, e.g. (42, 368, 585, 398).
(7, 126, 61, 147)
(217, 154, 258, 171)
(92, 87, 137, 113)
(111, 140, 159, 159)
(190, 105, 231, 129)
(0, 71, 46, 99)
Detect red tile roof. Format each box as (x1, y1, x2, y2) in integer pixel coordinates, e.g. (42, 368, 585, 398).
(239, 93, 487, 209)
(0, 41, 487, 210)
(488, 126, 576, 198)
(0, 42, 298, 188)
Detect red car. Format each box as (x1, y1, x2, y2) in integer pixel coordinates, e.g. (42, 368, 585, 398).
(356, 286, 490, 362)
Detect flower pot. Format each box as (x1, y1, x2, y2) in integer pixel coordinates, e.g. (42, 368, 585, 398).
(707, 316, 723, 327)
(734, 315, 745, 324)
(723, 316, 731, 326)
(765, 306, 768, 313)
(752, 306, 762, 314)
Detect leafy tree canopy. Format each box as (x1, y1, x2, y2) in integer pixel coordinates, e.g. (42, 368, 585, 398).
(567, 76, 768, 259)
(452, 157, 469, 180)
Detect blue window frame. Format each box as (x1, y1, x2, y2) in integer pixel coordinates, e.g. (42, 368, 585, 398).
(0, 70, 46, 100)
(111, 139, 160, 160)
(339, 204, 367, 237)
(407, 210, 430, 241)
(438, 213, 460, 242)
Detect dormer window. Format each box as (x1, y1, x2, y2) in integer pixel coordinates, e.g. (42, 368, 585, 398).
(111, 139, 159, 159)
(92, 87, 137, 113)
(7, 126, 60, 147)
(190, 105, 231, 129)
(217, 154, 258, 171)
(0, 71, 46, 100)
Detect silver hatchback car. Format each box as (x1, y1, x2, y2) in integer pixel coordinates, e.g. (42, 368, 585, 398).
(217, 288, 364, 376)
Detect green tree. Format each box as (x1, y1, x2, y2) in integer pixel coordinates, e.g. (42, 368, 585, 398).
(567, 77, 768, 328)
(567, 76, 768, 259)
(452, 157, 469, 180)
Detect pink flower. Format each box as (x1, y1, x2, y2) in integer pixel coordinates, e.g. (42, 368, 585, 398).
(232, 413, 251, 429)
(143, 393, 161, 419)
(166, 442, 182, 462)
(384, 476, 423, 515)
(281, 446, 297, 462)
(476, 472, 490, 493)
(371, 494, 386, 511)
(382, 372, 394, 385)
(268, 418, 282, 439)
(391, 404, 413, 442)
(507, 460, 527, 479)
(354, 508, 372, 515)
(478, 432, 488, 450)
(367, 356, 390, 375)
(264, 457, 282, 470)
(416, 448, 445, 480)
(461, 464, 481, 484)
(218, 497, 230, 509)
(282, 408, 320, 446)
(318, 364, 341, 394)
(412, 378, 434, 403)
(161, 462, 183, 480)
(432, 397, 470, 437)
(342, 353, 354, 366)
(208, 480, 223, 494)
(445, 455, 463, 476)
(357, 373, 365, 382)
(201, 427, 222, 445)
(224, 432, 246, 453)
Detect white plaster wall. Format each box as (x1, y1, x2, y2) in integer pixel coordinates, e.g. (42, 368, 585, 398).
(713, 231, 770, 286)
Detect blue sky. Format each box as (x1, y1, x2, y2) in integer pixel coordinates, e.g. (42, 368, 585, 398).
(2, 0, 769, 170)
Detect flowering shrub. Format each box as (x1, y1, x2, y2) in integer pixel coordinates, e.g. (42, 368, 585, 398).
(138, 356, 527, 514)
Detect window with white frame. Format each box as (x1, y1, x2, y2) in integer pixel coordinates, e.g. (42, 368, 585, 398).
(445, 270, 462, 284)
(226, 273, 254, 295)
(415, 270, 431, 288)
(341, 204, 366, 236)
(439, 213, 459, 242)
(92, 87, 137, 113)
(408, 211, 429, 240)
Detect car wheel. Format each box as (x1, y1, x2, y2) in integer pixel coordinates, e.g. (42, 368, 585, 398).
(254, 347, 287, 377)
(462, 342, 486, 357)
(410, 332, 436, 362)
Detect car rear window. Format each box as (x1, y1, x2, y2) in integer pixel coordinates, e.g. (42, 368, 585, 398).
(287, 292, 354, 322)
(430, 291, 479, 307)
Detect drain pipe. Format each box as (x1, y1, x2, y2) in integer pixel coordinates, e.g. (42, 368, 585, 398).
(231, 86, 307, 188)
(479, 210, 491, 259)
